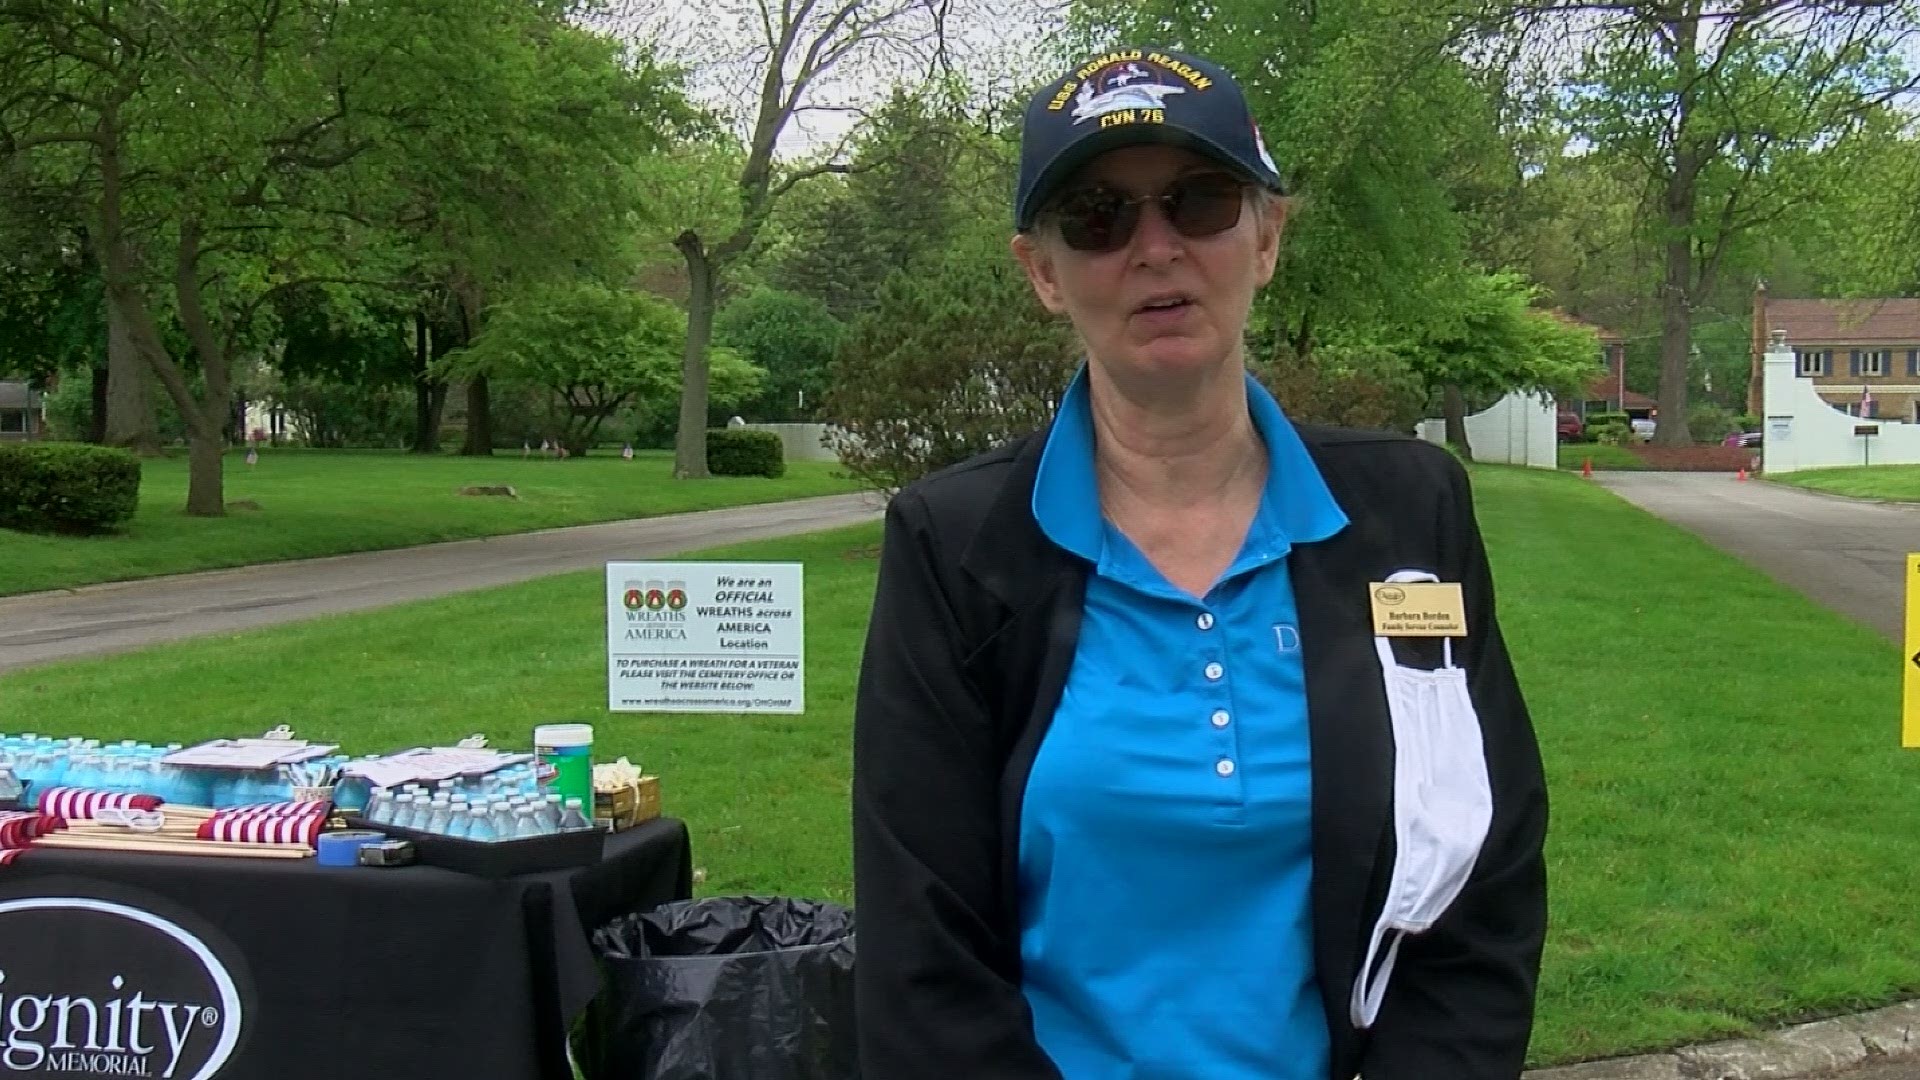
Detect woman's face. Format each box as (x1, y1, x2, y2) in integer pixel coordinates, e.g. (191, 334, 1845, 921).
(1012, 143, 1283, 383)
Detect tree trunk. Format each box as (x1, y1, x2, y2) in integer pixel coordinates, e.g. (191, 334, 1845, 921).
(410, 311, 444, 453)
(87, 363, 108, 444)
(672, 233, 715, 479)
(185, 417, 225, 516)
(1653, 6, 1701, 449)
(1443, 384, 1474, 461)
(455, 278, 492, 456)
(94, 115, 224, 516)
(462, 376, 493, 456)
(1655, 162, 1696, 447)
(103, 256, 161, 454)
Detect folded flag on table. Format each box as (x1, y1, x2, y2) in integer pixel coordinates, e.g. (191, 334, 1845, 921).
(197, 801, 330, 847)
(38, 787, 162, 822)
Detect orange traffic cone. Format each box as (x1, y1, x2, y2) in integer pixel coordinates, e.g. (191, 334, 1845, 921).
(1582, 457, 1593, 478)
(1736, 467, 1748, 481)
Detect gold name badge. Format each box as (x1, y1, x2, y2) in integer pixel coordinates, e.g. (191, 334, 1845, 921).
(1369, 582, 1468, 637)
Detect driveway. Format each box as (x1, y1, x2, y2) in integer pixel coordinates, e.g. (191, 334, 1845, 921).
(1594, 472, 1918, 641)
(0, 492, 884, 673)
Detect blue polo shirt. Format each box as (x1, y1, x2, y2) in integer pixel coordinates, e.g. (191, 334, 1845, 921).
(1018, 364, 1348, 1079)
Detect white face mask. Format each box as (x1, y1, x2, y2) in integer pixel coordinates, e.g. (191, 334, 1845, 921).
(1349, 571, 1493, 1030)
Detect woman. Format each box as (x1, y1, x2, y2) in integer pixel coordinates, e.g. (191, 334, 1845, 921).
(851, 47, 1548, 1080)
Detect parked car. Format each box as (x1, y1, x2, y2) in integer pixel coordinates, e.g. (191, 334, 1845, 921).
(1556, 412, 1584, 441)
(1630, 417, 1656, 441)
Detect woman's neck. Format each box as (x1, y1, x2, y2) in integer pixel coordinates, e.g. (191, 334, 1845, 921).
(1086, 357, 1266, 514)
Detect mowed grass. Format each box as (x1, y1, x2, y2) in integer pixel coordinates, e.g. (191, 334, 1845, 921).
(0, 447, 860, 597)
(0, 524, 883, 902)
(3, 467, 1916, 1066)
(1773, 464, 1920, 501)
(1558, 442, 1646, 470)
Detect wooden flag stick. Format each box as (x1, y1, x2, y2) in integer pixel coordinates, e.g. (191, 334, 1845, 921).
(34, 834, 312, 859)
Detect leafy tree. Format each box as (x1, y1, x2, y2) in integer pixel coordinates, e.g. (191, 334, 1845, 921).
(1251, 345, 1430, 434)
(714, 287, 845, 420)
(1414, 271, 1600, 456)
(0, 2, 465, 511)
(439, 282, 762, 455)
(1544, 0, 1920, 445)
(822, 222, 1078, 493)
(620, 0, 955, 478)
(1074, 1, 1516, 359)
(757, 83, 1016, 321)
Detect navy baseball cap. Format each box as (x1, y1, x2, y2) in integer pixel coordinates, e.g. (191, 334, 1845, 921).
(1014, 47, 1286, 231)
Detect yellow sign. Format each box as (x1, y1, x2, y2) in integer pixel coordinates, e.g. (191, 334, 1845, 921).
(1906, 554, 1920, 747)
(1369, 582, 1468, 638)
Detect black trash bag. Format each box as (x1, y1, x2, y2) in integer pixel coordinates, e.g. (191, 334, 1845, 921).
(573, 895, 858, 1080)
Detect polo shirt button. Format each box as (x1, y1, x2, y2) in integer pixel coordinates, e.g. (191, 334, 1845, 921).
(1211, 709, 1230, 728)
(1196, 612, 1215, 631)
(1204, 662, 1224, 681)
(1216, 758, 1236, 777)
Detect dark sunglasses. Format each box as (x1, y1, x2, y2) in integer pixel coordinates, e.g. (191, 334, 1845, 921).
(1045, 172, 1250, 253)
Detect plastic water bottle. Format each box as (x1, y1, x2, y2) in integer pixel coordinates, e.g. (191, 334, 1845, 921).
(447, 805, 474, 839)
(487, 799, 516, 838)
(559, 798, 591, 832)
(539, 794, 562, 832)
(513, 806, 541, 839)
(367, 788, 394, 825)
(426, 797, 452, 834)
(466, 804, 496, 842)
(393, 794, 418, 829)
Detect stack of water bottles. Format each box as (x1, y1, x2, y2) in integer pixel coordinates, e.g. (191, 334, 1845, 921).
(0, 733, 366, 810)
(0, 734, 203, 808)
(362, 763, 593, 842)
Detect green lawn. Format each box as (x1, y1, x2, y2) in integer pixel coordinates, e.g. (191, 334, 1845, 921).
(0, 448, 860, 597)
(1772, 464, 1920, 501)
(1, 466, 1914, 1067)
(1558, 442, 1645, 470)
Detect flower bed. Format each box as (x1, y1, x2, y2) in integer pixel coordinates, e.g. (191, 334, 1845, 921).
(1626, 444, 1760, 472)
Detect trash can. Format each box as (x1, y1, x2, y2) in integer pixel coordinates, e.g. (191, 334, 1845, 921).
(573, 895, 858, 1080)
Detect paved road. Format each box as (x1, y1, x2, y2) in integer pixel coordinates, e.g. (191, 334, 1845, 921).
(1596, 472, 1920, 1080)
(0, 492, 884, 673)
(1594, 472, 1920, 641)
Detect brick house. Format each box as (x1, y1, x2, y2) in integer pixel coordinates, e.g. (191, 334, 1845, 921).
(1555, 315, 1653, 419)
(0, 380, 46, 441)
(1751, 284, 1920, 422)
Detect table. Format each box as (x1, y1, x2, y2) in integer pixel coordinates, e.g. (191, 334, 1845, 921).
(0, 817, 692, 1080)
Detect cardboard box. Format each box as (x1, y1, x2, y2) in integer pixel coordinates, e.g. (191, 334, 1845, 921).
(594, 775, 660, 831)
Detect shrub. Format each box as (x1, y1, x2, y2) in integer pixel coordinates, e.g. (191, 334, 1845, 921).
(1590, 422, 1631, 447)
(1583, 411, 1631, 434)
(1251, 344, 1429, 434)
(0, 442, 141, 533)
(1688, 403, 1741, 445)
(707, 428, 785, 478)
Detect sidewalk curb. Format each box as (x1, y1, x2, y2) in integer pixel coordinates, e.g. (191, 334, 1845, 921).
(1524, 1000, 1920, 1079)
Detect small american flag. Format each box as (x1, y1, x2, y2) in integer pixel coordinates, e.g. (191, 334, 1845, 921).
(38, 788, 162, 822)
(197, 801, 330, 846)
(0, 810, 49, 866)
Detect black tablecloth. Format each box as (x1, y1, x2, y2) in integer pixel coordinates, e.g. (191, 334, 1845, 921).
(0, 817, 692, 1080)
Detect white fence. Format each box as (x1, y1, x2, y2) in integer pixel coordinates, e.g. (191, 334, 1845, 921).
(1418, 391, 1557, 469)
(1761, 336, 1920, 474)
(743, 422, 842, 463)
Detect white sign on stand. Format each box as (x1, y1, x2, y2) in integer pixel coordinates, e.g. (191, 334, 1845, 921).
(605, 562, 804, 714)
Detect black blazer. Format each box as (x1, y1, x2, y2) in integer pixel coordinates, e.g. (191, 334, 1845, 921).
(850, 419, 1549, 1080)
